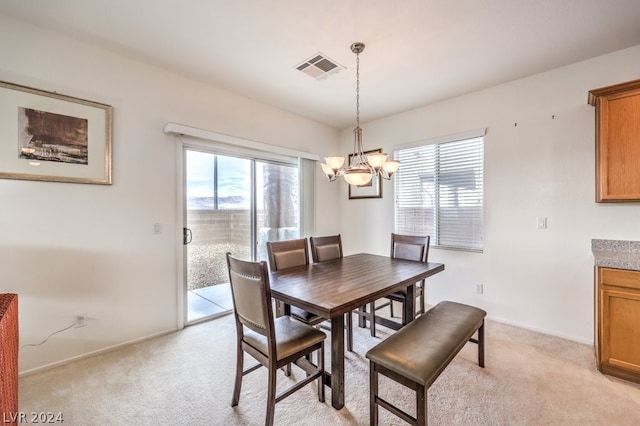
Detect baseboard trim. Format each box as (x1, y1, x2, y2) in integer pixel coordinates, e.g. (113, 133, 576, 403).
(422, 299, 594, 346)
(487, 315, 593, 346)
(18, 327, 180, 377)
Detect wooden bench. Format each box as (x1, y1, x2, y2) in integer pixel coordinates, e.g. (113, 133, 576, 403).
(365, 301, 486, 425)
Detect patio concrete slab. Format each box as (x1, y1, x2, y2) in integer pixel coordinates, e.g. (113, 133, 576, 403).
(188, 283, 232, 323)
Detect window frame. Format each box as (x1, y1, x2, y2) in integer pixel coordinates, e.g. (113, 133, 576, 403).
(394, 129, 485, 252)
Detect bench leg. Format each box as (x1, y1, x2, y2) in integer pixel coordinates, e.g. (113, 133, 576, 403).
(416, 383, 427, 426)
(370, 363, 379, 425)
(478, 320, 485, 368)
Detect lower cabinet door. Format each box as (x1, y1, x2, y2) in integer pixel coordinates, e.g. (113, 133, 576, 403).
(600, 286, 640, 374)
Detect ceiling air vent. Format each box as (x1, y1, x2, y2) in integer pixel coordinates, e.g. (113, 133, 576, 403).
(295, 52, 345, 80)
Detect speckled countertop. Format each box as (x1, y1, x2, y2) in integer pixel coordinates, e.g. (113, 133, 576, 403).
(592, 239, 640, 271)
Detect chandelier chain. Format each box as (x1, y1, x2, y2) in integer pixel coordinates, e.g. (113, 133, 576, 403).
(355, 50, 360, 129)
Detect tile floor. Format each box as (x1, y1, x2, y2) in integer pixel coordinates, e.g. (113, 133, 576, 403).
(187, 283, 233, 323)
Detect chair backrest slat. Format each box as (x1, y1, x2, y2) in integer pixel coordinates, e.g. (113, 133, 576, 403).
(390, 233, 430, 263)
(266, 238, 309, 271)
(273, 248, 307, 270)
(310, 234, 343, 263)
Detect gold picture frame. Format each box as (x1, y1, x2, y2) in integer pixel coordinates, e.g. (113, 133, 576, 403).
(348, 148, 383, 199)
(0, 81, 112, 185)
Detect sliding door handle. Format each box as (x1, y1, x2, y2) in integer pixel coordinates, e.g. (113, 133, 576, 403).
(183, 228, 192, 245)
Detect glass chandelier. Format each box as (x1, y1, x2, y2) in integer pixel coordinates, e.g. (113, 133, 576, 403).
(321, 42, 400, 186)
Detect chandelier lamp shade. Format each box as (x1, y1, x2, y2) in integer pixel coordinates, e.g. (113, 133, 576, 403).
(321, 42, 400, 186)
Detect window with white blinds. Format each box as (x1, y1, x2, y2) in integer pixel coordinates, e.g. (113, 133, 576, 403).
(394, 132, 484, 252)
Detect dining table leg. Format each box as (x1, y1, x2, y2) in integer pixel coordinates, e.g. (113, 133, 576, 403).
(330, 313, 345, 409)
(402, 284, 416, 325)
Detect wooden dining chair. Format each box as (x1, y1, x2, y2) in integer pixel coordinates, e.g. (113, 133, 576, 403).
(226, 253, 326, 426)
(368, 233, 430, 336)
(309, 234, 354, 351)
(266, 238, 325, 327)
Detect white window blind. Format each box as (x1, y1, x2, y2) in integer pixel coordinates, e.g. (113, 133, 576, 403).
(394, 134, 484, 251)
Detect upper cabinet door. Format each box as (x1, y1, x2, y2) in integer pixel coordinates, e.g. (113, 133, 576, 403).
(589, 79, 640, 202)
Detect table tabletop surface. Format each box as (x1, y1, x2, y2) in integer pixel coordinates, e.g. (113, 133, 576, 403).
(269, 252, 445, 318)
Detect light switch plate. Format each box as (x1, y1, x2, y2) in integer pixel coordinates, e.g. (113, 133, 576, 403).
(536, 217, 547, 229)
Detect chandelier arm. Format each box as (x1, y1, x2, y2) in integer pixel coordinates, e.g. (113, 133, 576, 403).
(351, 129, 359, 167)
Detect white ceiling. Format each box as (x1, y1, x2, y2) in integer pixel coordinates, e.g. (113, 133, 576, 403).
(2, 0, 640, 129)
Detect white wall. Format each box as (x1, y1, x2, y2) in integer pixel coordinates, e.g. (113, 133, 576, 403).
(4, 13, 639, 373)
(339, 44, 640, 343)
(0, 15, 340, 373)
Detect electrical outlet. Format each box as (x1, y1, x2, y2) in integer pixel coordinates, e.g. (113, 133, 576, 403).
(75, 313, 87, 328)
(476, 283, 484, 295)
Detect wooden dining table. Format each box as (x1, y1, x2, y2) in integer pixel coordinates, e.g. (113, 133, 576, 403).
(268, 252, 445, 410)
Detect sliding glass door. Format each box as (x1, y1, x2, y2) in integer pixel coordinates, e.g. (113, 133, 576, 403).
(184, 147, 299, 324)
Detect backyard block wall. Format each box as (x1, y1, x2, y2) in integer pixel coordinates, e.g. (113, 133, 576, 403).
(187, 209, 256, 246)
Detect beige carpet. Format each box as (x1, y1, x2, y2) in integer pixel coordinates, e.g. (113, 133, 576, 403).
(19, 309, 640, 425)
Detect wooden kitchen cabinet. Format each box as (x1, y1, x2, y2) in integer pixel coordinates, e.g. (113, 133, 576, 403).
(589, 79, 640, 202)
(596, 267, 640, 383)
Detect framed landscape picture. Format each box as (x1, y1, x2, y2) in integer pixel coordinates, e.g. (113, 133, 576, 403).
(0, 81, 112, 184)
(348, 148, 383, 199)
